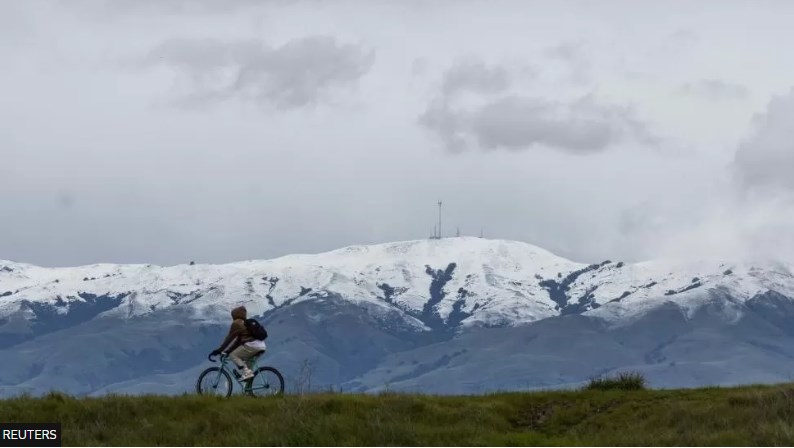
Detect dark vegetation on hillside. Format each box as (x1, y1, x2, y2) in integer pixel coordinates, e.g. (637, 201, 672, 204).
(585, 371, 647, 391)
(3, 384, 794, 446)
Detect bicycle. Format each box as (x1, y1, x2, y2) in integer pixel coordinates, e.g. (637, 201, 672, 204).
(196, 352, 285, 397)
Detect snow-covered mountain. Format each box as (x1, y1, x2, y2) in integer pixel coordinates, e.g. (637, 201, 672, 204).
(3, 237, 794, 396)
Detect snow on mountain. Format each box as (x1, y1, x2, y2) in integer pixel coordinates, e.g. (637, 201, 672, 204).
(5, 237, 794, 396)
(582, 258, 794, 324)
(0, 238, 573, 327)
(3, 237, 794, 330)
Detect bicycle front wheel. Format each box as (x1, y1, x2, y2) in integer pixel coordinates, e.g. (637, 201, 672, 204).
(246, 367, 285, 397)
(196, 367, 233, 397)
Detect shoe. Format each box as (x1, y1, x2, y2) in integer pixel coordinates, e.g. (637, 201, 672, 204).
(232, 370, 241, 379)
(240, 370, 254, 381)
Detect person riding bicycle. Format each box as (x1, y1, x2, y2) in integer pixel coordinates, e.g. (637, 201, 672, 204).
(210, 305, 266, 381)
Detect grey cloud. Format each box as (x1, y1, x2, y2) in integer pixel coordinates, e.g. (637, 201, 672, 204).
(144, 36, 375, 109)
(420, 60, 654, 154)
(440, 58, 511, 97)
(67, 0, 289, 16)
(733, 89, 794, 191)
(546, 42, 582, 61)
(669, 29, 698, 45)
(680, 79, 749, 101)
(470, 96, 618, 152)
(411, 58, 429, 76)
(545, 41, 591, 84)
(422, 95, 650, 154)
(419, 99, 467, 152)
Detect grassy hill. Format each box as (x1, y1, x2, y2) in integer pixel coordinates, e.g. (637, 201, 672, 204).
(3, 384, 794, 446)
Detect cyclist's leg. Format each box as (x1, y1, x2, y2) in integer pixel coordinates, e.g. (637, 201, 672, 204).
(243, 350, 267, 393)
(247, 349, 265, 370)
(229, 345, 259, 379)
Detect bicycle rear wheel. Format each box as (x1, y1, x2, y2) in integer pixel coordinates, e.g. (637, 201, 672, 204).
(196, 367, 233, 397)
(246, 367, 284, 397)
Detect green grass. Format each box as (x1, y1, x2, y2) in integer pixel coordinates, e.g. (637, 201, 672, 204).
(3, 384, 794, 446)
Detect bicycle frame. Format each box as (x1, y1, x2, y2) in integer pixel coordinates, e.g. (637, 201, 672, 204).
(211, 354, 265, 393)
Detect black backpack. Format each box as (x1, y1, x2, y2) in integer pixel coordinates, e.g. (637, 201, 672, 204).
(244, 318, 268, 341)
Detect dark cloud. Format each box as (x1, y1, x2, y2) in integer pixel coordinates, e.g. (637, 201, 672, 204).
(733, 89, 794, 191)
(420, 60, 654, 154)
(680, 79, 749, 101)
(144, 36, 375, 109)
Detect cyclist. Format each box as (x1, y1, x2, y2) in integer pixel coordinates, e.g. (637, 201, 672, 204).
(210, 305, 265, 381)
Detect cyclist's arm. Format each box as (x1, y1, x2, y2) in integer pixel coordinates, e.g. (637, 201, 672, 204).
(216, 320, 244, 352)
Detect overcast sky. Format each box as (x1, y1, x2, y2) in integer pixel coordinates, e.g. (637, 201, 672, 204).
(3, 0, 794, 267)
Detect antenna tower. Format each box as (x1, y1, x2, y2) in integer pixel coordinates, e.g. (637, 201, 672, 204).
(437, 200, 442, 239)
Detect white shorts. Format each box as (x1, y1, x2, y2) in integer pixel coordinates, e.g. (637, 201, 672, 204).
(245, 339, 267, 351)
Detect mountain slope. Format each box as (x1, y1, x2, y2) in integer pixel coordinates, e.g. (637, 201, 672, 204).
(3, 237, 794, 396)
(1, 238, 581, 332)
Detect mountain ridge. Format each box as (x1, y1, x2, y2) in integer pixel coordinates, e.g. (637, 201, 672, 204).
(2, 237, 792, 329)
(4, 237, 794, 396)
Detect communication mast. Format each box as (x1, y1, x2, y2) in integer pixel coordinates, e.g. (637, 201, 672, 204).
(437, 201, 442, 239)
(429, 201, 444, 240)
